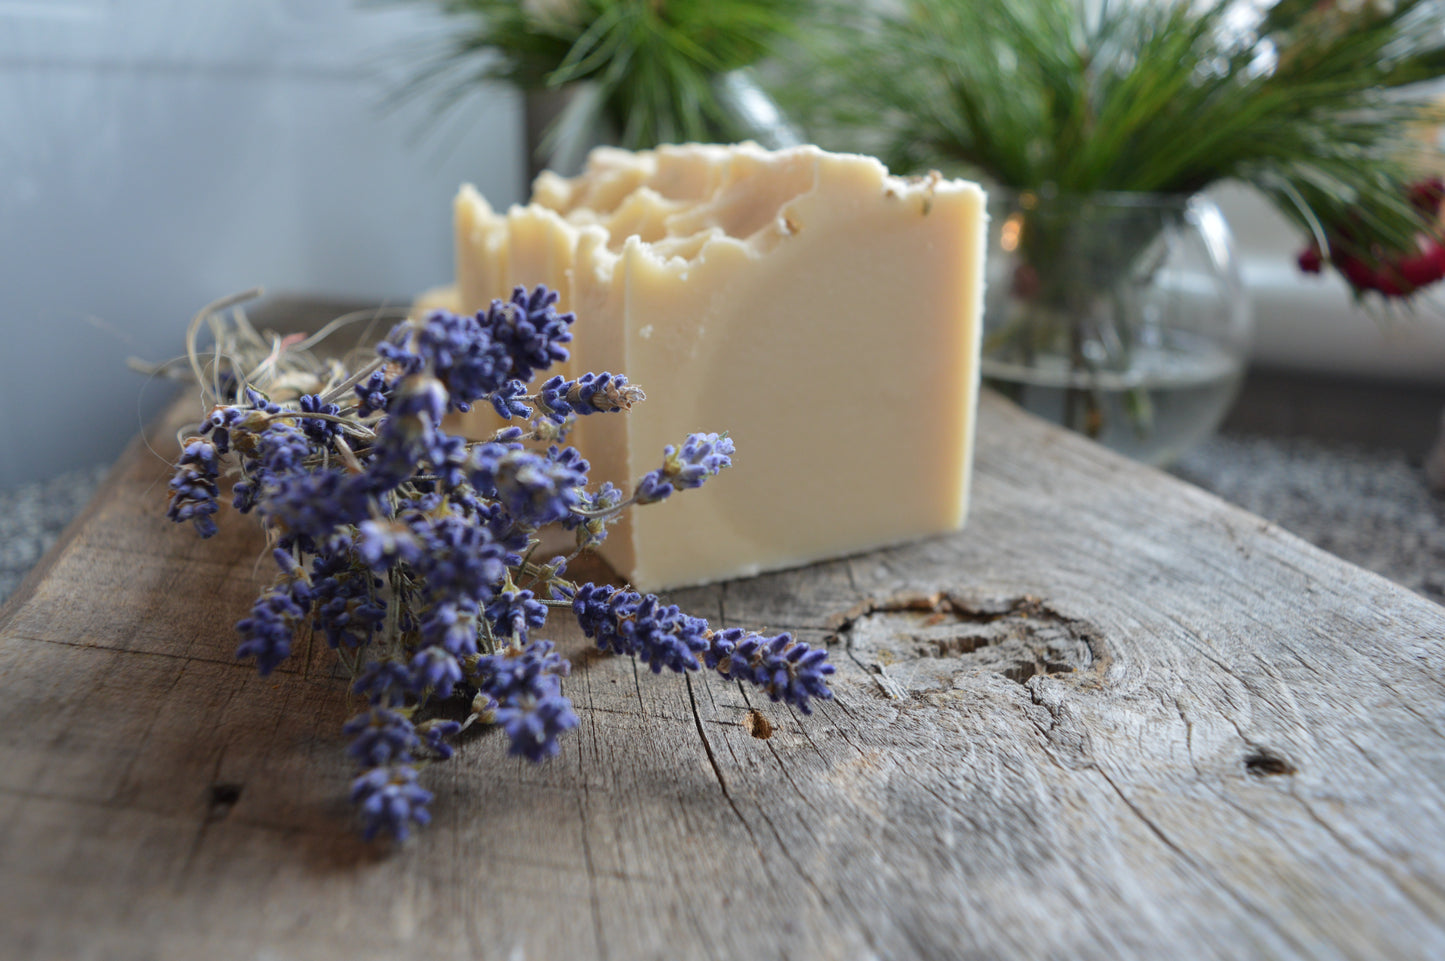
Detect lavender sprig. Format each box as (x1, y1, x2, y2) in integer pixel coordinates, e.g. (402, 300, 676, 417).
(160, 286, 835, 842)
(571, 584, 709, 674)
(471, 640, 579, 761)
(351, 765, 434, 842)
(343, 707, 418, 768)
(165, 437, 221, 538)
(234, 579, 311, 676)
(708, 629, 836, 715)
(634, 432, 735, 505)
(533, 371, 646, 422)
(572, 584, 836, 713)
(485, 285, 575, 384)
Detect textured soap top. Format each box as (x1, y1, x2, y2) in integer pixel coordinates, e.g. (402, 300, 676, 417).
(529, 143, 973, 263)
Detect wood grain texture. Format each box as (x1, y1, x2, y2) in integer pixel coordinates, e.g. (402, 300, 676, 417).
(3, 390, 1445, 961)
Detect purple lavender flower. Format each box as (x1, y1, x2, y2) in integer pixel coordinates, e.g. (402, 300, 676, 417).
(399, 490, 445, 513)
(356, 519, 423, 570)
(166, 437, 221, 538)
(350, 764, 433, 842)
(709, 632, 836, 715)
(494, 425, 526, 443)
(388, 374, 450, 425)
(231, 479, 257, 514)
(352, 659, 413, 706)
(243, 387, 282, 413)
(230, 422, 320, 529)
(201, 410, 237, 455)
(309, 549, 385, 649)
(480, 285, 574, 384)
(472, 639, 572, 692)
(485, 590, 548, 641)
(473, 500, 533, 564)
(549, 444, 588, 476)
(235, 581, 311, 675)
(255, 422, 311, 475)
(563, 476, 621, 517)
(467, 443, 587, 527)
(260, 468, 373, 551)
(410, 514, 508, 606)
(375, 326, 426, 377)
(416, 719, 463, 760)
(343, 707, 418, 768)
(353, 369, 394, 417)
(472, 641, 578, 762)
(360, 415, 429, 494)
(633, 433, 734, 505)
(539, 555, 572, 600)
(424, 430, 471, 491)
(562, 482, 623, 549)
(571, 584, 709, 674)
(359, 401, 473, 501)
(163, 291, 790, 843)
(494, 696, 578, 762)
(488, 380, 531, 420)
(410, 645, 465, 697)
(200, 390, 283, 457)
(378, 311, 512, 410)
(271, 547, 302, 576)
(535, 371, 645, 421)
(573, 583, 835, 712)
(297, 393, 342, 445)
(200, 407, 243, 455)
(418, 600, 481, 657)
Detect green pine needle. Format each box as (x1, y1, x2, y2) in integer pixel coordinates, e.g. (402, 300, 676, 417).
(792, 0, 1445, 261)
(408, 0, 815, 148)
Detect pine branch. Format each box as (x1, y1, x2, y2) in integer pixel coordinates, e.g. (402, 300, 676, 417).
(793, 0, 1445, 262)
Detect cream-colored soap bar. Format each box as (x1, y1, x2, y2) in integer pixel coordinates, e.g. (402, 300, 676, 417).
(444, 143, 986, 591)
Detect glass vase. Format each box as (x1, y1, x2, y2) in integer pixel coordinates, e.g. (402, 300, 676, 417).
(982, 191, 1252, 466)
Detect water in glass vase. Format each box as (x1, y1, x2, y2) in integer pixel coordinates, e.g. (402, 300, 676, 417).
(981, 334, 1242, 467)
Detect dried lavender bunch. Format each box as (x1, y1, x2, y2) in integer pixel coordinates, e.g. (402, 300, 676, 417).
(160, 288, 834, 841)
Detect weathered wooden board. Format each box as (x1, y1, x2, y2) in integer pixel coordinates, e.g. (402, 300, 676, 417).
(3, 389, 1445, 961)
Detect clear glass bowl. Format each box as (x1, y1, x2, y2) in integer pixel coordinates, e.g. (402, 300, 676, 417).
(982, 190, 1253, 466)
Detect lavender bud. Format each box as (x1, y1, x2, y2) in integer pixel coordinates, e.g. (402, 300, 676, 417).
(633, 432, 734, 504)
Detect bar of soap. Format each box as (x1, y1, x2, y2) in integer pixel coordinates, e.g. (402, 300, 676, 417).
(442, 143, 986, 591)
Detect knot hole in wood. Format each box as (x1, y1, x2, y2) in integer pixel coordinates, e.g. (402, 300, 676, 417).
(1243, 746, 1298, 777)
(206, 782, 244, 822)
(832, 593, 1108, 697)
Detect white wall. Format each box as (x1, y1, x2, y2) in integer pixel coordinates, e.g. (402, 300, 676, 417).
(0, 0, 523, 486)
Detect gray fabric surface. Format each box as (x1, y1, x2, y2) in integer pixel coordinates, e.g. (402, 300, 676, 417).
(0, 464, 109, 604)
(1, 436, 1442, 609)
(1172, 434, 1445, 606)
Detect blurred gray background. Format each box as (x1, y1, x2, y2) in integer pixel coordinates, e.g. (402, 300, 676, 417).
(0, 0, 521, 487)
